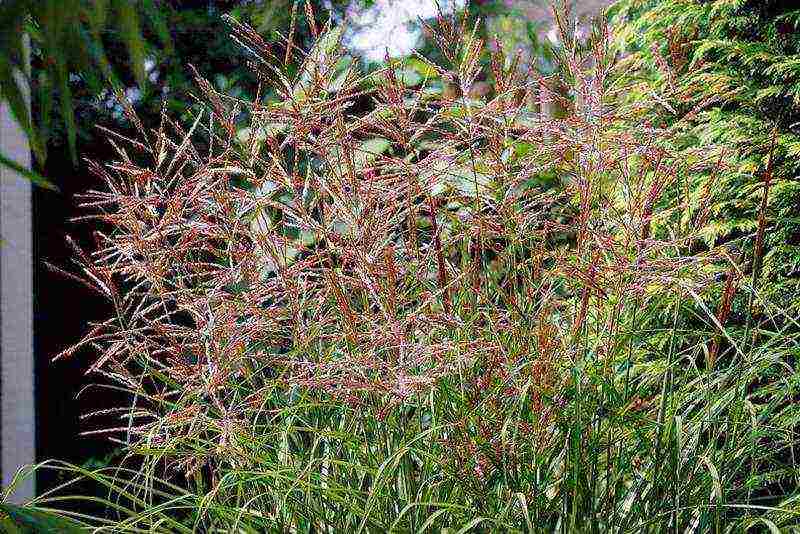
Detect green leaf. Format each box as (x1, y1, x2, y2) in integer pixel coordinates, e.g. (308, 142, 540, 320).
(0, 152, 59, 191)
(115, 0, 147, 87)
(0, 503, 85, 533)
(292, 24, 344, 101)
(0, 58, 44, 164)
(55, 60, 78, 164)
(395, 68, 422, 87)
(88, 0, 109, 32)
(356, 137, 391, 165)
(142, 0, 173, 53)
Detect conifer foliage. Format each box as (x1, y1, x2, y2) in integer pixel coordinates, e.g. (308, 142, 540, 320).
(611, 0, 800, 314)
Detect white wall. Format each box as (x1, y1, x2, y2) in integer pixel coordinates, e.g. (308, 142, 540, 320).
(0, 32, 35, 503)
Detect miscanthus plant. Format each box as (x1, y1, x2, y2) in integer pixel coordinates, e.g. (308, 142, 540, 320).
(30, 5, 800, 533)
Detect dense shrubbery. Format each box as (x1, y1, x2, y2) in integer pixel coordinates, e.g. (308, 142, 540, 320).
(19, 3, 800, 532)
(611, 0, 800, 315)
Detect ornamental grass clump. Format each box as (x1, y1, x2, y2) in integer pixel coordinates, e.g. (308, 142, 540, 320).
(34, 4, 800, 533)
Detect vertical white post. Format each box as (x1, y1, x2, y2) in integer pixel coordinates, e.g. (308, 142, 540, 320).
(0, 33, 35, 503)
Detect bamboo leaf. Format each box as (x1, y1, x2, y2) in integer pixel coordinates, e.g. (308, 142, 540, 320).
(0, 152, 59, 191)
(115, 0, 147, 87)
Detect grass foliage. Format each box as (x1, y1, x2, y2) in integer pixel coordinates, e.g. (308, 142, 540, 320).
(23, 3, 800, 532)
